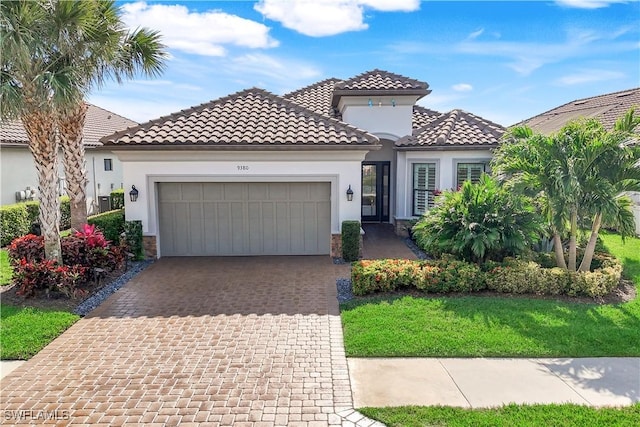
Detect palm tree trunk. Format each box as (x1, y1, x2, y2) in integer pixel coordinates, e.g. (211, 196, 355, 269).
(578, 213, 602, 272)
(553, 231, 567, 269)
(22, 110, 62, 263)
(568, 208, 578, 271)
(58, 102, 89, 230)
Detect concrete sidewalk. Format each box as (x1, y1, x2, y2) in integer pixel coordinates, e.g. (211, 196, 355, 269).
(349, 357, 640, 408)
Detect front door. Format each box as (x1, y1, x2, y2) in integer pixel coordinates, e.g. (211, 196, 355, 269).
(361, 161, 390, 222)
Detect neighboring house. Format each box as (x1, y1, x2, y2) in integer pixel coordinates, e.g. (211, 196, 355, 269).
(0, 104, 136, 212)
(521, 87, 640, 236)
(102, 69, 505, 258)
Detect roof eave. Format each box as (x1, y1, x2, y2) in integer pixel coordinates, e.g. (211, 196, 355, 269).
(331, 88, 431, 107)
(395, 144, 498, 151)
(103, 142, 382, 151)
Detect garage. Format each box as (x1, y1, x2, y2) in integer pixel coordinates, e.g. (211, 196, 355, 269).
(158, 182, 331, 256)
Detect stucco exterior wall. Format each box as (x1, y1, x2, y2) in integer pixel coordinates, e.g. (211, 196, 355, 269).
(115, 150, 368, 254)
(338, 95, 418, 140)
(1, 145, 124, 212)
(395, 149, 493, 219)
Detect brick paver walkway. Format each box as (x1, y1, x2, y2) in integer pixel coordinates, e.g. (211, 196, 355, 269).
(0, 256, 373, 427)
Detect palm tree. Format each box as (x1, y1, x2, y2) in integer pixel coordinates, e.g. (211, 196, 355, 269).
(492, 127, 570, 269)
(493, 110, 640, 272)
(2, 0, 166, 261)
(52, 0, 166, 230)
(1, 0, 83, 261)
(577, 109, 640, 271)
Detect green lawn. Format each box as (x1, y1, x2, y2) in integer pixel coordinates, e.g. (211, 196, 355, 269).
(341, 233, 640, 358)
(0, 305, 79, 360)
(359, 404, 640, 427)
(1, 249, 12, 285)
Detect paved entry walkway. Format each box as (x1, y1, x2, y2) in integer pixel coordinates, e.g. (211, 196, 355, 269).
(0, 257, 379, 427)
(361, 224, 416, 260)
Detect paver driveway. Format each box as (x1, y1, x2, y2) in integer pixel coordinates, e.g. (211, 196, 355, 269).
(0, 256, 355, 426)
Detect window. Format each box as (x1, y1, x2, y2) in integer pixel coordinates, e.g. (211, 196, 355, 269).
(104, 158, 113, 171)
(412, 163, 436, 216)
(456, 162, 485, 188)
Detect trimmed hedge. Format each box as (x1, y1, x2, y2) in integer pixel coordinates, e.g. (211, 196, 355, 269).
(0, 197, 70, 246)
(351, 254, 623, 298)
(87, 209, 125, 243)
(342, 220, 361, 262)
(124, 220, 144, 260)
(110, 189, 125, 210)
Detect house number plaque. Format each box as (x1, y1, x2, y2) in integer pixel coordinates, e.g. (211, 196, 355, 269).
(237, 165, 250, 171)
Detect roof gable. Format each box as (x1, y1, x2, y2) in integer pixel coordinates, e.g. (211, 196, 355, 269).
(520, 87, 640, 134)
(0, 104, 136, 146)
(396, 109, 505, 149)
(102, 88, 379, 149)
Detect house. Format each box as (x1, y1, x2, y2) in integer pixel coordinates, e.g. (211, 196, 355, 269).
(0, 104, 136, 212)
(520, 87, 640, 235)
(101, 69, 505, 258)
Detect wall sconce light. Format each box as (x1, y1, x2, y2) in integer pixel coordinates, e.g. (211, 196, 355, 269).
(368, 98, 373, 107)
(391, 99, 396, 107)
(129, 185, 139, 202)
(346, 185, 354, 202)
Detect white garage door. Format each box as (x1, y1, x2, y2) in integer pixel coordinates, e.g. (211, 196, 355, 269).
(158, 182, 331, 256)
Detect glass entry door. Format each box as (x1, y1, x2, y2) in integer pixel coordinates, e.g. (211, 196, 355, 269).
(361, 161, 390, 222)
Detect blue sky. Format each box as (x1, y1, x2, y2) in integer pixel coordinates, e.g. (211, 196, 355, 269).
(89, 0, 640, 126)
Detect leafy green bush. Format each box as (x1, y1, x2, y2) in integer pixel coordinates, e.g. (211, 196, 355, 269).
(341, 220, 361, 262)
(110, 189, 125, 210)
(87, 209, 125, 243)
(0, 198, 69, 246)
(412, 175, 542, 263)
(124, 220, 144, 260)
(351, 255, 622, 298)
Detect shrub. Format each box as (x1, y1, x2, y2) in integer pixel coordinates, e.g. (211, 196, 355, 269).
(0, 198, 70, 245)
(110, 189, 125, 210)
(351, 254, 622, 298)
(8, 224, 126, 298)
(342, 220, 361, 262)
(87, 209, 125, 243)
(12, 259, 87, 298)
(124, 220, 144, 260)
(412, 175, 542, 263)
(7, 235, 45, 265)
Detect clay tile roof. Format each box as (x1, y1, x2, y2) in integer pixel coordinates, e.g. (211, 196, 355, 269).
(519, 88, 640, 134)
(412, 105, 442, 129)
(0, 104, 136, 147)
(284, 78, 341, 118)
(101, 87, 380, 149)
(332, 69, 431, 107)
(396, 109, 505, 149)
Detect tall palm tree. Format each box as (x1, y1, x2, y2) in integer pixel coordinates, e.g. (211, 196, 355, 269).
(1, 0, 84, 261)
(52, 0, 165, 230)
(2, 0, 166, 262)
(577, 109, 640, 271)
(493, 110, 640, 272)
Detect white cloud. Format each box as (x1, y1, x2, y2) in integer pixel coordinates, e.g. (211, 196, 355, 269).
(555, 69, 625, 85)
(452, 83, 473, 92)
(467, 28, 484, 40)
(456, 26, 638, 76)
(121, 2, 278, 57)
(555, 0, 629, 9)
(254, 0, 420, 37)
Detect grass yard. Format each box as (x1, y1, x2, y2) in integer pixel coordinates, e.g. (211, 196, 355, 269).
(1, 249, 12, 285)
(359, 404, 640, 427)
(341, 233, 640, 358)
(0, 305, 79, 360)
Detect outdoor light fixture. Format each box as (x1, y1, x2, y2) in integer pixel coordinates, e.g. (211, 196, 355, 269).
(368, 98, 373, 107)
(391, 99, 396, 107)
(346, 185, 354, 202)
(129, 185, 139, 202)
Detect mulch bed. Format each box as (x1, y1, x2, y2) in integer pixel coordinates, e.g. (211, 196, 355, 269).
(1, 268, 126, 312)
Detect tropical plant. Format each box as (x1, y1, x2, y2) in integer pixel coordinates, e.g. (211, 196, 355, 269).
(52, 0, 166, 230)
(493, 109, 640, 271)
(412, 175, 542, 263)
(1, 0, 166, 257)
